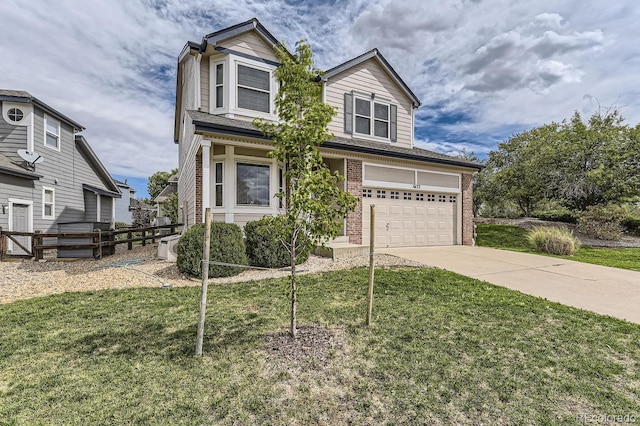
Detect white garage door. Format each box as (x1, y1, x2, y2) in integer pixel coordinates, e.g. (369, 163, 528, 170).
(362, 188, 458, 248)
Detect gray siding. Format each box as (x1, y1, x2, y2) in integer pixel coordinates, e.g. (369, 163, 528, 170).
(1, 104, 116, 234)
(0, 177, 35, 231)
(84, 191, 98, 221)
(0, 116, 27, 163)
(100, 196, 113, 222)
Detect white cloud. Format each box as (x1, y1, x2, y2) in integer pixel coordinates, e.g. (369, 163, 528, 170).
(0, 0, 638, 192)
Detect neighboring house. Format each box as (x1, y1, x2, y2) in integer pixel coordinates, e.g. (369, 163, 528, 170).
(0, 90, 120, 254)
(154, 173, 178, 219)
(174, 19, 482, 248)
(113, 178, 137, 224)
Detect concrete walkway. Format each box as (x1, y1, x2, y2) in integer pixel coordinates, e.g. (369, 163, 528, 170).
(380, 246, 640, 325)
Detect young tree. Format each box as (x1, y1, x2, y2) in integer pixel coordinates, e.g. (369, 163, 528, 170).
(254, 40, 357, 338)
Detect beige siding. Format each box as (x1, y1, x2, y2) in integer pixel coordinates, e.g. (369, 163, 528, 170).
(178, 149, 196, 227)
(200, 57, 209, 113)
(220, 32, 278, 62)
(234, 213, 272, 229)
(325, 59, 413, 148)
(212, 213, 225, 223)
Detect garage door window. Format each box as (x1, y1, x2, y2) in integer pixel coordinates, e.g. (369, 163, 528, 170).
(376, 190, 386, 199)
(390, 191, 399, 200)
(362, 189, 372, 198)
(439, 195, 446, 202)
(416, 193, 424, 201)
(449, 196, 457, 203)
(403, 192, 412, 200)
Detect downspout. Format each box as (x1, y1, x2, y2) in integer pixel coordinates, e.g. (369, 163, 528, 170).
(195, 53, 202, 110)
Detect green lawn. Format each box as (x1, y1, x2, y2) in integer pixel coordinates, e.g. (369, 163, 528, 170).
(477, 224, 640, 271)
(1, 268, 639, 424)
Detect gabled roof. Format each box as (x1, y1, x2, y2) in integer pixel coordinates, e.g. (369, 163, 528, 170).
(186, 111, 482, 170)
(0, 89, 85, 130)
(0, 152, 41, 180)
(203, 18, 280, 50)
(75, 135, 121, 197)
(154, 182, 177, 203)
(320, 49, 421, 108)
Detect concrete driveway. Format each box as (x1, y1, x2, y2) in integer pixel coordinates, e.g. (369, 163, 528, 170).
(380, 246, 640, 325)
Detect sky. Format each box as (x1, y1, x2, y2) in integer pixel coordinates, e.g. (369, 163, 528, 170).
(1, 0, 638, 198)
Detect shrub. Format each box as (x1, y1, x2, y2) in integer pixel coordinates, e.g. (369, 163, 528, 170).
(623, 216, 640, 236)
(577, 205, 626, 241)
(532, 209, 577, 224)
(244, 216, 312, 268)
(176, 223, 247, 278)
(527, 226, 580, 256)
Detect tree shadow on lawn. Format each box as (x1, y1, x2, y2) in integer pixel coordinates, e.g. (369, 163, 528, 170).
(63, 316, 269, 359)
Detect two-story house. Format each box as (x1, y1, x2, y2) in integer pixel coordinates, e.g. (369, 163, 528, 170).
(175, 19, 481, 248)
(0, 90, 120, 254)
(113, 178, 137, 225)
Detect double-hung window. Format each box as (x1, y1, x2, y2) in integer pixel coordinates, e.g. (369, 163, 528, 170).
(354, 97, 390, 139)
(43, 188, 55, 219)
(215, 63, 224, 108)
(45, 116, 60, 150)
(214, 162, 223, 207)
(237, 64, 270, 113)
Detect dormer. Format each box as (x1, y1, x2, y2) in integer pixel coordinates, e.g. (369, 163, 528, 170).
(319, 49, 421, 149)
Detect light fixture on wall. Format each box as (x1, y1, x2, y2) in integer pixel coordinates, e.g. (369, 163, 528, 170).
(1, 204, 7, 214)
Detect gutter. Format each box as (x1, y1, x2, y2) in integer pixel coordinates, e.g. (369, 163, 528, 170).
(192, 120, 483, 170)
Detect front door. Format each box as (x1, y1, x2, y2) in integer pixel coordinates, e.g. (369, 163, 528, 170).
(11, 203, 30, 255)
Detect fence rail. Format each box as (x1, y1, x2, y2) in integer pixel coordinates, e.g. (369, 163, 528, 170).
(0, 224, 182, 261)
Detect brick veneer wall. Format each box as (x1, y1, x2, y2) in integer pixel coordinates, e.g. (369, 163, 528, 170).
(195, 150, 202, 224)
(346, 159, 363, 244)
(461, 173, 474, 246)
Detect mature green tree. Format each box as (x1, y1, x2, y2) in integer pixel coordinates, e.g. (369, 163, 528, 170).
(550, 110, 640, 210)
(487, 124, 557, 216)
(486, 108, 640, 215)
(147, 168, 178, 200)
(254, 40, 357, 338)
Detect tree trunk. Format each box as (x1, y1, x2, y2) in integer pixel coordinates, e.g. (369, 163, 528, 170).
(290, 238, 297, 339)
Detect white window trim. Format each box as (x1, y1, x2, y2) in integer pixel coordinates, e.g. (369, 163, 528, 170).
(353, 94, 393, 142)
(362, 162, 461, 193)
(210, 58, 227, 112)
(214, 161, 224, 208)
(7, 198, 34, 253)
(42, 187, 55, 219)
(44, 115, 61, 151)
(235, 60, 273, 115)
(235, 160, 272, 208)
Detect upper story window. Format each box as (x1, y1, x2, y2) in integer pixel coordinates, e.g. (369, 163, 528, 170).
(355, 97, 390, 138)
(345, 93, 397, 142)
(237, 64, 270, 113)
(44, 116, 60, 150)
(7, 108, 24, 123)
(215, 63, 224, 108)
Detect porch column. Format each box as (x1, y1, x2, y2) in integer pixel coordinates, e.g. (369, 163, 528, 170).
(96, 194, 101, 222)
(201, 140, 211, 220)
(224, 145, 234, 223)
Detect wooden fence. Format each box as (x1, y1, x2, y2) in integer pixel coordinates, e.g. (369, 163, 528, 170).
(0, 224, 182, 261)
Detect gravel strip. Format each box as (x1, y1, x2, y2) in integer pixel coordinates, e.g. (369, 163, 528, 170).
(0, 244, 424, 305)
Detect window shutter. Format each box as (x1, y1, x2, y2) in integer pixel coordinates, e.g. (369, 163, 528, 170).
(390, 104, 397, 142)
(344, 93, 353, 134)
